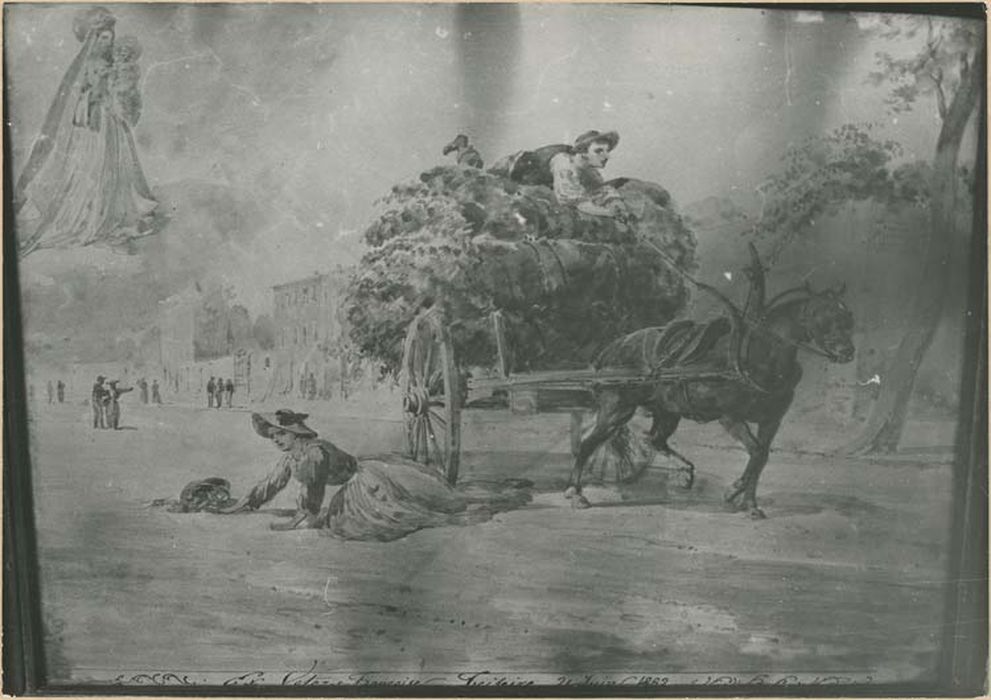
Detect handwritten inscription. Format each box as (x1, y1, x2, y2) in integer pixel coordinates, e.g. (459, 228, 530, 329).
(109, 668, 872, 688)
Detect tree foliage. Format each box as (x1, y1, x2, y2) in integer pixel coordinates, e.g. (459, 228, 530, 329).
(344, 165, 697, 374)
(751, 124, 907, 257)
(868, 15, 982, 117)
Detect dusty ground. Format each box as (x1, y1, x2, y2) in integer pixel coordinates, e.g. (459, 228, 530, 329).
(24, 393, 959, 689)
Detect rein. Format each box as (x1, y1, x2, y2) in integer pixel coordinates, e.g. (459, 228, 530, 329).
(639, 237, 839, 371)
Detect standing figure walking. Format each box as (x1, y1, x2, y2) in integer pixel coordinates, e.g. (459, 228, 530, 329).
(91, 375, 107, 428)
(225, 378, 234, 408)
(206, 376, 216, 408)
(151, 379, 162, 405)
(105, 380, 133, 430)
(57, 379, 65, 403)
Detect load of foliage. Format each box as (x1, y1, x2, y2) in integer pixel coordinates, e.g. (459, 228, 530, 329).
(344, 164, 698, 375)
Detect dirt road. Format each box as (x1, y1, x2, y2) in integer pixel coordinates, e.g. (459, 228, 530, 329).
(25, 397, 957, 688)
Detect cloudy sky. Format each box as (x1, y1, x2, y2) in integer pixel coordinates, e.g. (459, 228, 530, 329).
(6, 3, 969, 357)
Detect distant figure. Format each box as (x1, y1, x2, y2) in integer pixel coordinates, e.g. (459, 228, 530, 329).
(47, 380, 54, 404)
(206, 377, 216, 408)
(307, 372, 317, 401)
(151, 379, 162, 405)
(91, 375, 108, 428)
(225, 378, 234, 408)
(442, 134, 484, 169)
(56, 379, 65, 403)
(549, 129, 629, 220)
(105, 380, 133, 430)
(214, 378, 225, 409)
(138, 377, 149, 404)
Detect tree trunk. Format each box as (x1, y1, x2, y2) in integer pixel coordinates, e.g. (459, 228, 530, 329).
(844, 48, 983, 455)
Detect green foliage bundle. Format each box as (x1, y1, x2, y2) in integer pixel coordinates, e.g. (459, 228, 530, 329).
(345, 165, 697, 374)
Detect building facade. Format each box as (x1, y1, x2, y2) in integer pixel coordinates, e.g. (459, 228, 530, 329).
(272, 271, 347, 352)
(263, 268, 350, 401)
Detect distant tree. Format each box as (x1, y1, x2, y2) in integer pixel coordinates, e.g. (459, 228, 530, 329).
(228, 304, 254, 350)
(753, 123, 905, 261)
(252, 314, 277, 351)
(845, 15, 983, 454)
(194, 286, 254, 359)
(753, 14, 982, 454)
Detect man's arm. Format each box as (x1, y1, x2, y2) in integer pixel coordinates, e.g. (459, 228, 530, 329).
(550, 153, 588, 204)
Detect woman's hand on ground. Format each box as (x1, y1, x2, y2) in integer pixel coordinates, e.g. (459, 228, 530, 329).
(268, 520, 297, 531)
(216, 499, 250, 514)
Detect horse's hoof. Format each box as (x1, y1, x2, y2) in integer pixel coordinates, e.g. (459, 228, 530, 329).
(563, 486, 579, 500)
(748, 507, 766, 520)
(571, 495, 591, 509)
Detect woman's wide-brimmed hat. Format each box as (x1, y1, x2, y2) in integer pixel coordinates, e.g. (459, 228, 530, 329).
(252, 409, 318, 439)
(573, 129, 619, 153)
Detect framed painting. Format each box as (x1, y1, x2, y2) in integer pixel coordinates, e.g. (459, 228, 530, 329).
(3, 1, 986, 695)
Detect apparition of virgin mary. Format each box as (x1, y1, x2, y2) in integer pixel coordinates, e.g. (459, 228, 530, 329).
(13, 6, 162, 258)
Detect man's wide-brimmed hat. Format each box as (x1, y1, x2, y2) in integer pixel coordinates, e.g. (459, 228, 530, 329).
(573, 129, 619, 153)
(252, 409, 318, 438)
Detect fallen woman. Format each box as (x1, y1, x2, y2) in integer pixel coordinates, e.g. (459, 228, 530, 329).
(216, 410, 529, 541)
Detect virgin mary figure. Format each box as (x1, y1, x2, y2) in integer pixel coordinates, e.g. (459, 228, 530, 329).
(14, 6, 162, 258)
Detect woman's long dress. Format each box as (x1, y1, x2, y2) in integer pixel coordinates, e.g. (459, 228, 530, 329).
(240, 439, 468, 542)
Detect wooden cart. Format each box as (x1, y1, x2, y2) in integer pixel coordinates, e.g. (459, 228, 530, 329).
(399, 306, 743, 485)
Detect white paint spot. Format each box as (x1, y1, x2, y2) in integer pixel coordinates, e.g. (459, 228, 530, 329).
(665, 89, 674, 96)
(603, 100, 613, 111)
(723, 271, 733, 281)
(858, 374, 881, 386)
(435, 27, 449, 39)
(794, 11, 824, 23)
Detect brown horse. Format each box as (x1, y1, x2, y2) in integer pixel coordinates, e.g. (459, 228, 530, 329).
(565, 284, 855, 518)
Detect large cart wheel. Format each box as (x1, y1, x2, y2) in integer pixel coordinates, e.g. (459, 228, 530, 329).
(400, 308, 461, 484)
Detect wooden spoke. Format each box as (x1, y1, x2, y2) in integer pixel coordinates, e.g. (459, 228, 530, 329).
(400, 308, 462, 483)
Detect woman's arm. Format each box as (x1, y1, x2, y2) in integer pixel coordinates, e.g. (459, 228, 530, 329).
(270, 445, 330, 530)
(219, 455, 293, 513)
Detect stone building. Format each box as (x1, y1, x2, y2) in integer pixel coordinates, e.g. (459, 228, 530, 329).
(262, 268, 350, 401)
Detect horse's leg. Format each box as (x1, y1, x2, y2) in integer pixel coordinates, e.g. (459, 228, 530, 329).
(719, 415, 784, 519)
(738, 416, 785, 518)
(718, 418, 764, 516)
(648, 410, 695, 489)
(565, 390, 636, 509)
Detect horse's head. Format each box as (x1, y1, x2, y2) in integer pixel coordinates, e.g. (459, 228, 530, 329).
(800, 284, 855, 363)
